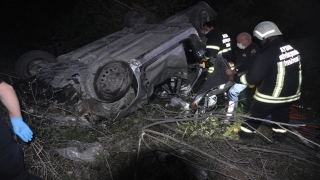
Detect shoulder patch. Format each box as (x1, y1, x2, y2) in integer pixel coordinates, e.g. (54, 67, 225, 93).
(242, 53, 246, 57)
(251, 49, 257, 54)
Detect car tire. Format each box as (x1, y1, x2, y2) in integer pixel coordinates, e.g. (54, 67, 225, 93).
(189, 9, 211, 37)
(15, 50, 56, 79)
(124, 10, 146, 28)
(85, 58, 133, 103)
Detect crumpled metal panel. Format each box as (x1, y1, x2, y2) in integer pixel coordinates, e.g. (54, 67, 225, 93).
(17, 1, 218, 123)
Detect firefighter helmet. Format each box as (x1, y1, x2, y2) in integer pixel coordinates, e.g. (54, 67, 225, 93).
(253, 21, 282, 40)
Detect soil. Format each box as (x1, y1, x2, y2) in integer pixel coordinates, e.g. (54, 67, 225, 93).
(1, 96, 319, 180)
(1, 58, 320, 179)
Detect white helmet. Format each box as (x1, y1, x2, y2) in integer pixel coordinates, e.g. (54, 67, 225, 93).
(253, 21, 282, 40)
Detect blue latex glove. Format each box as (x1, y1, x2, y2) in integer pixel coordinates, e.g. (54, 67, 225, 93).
(10, 116, 33, 142)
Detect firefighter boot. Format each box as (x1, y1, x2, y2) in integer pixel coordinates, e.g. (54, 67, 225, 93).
(272, 126, 287, 143)
(238, 125, 255, 140)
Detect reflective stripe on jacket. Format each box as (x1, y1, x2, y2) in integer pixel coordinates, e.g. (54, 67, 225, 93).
(235, 38, 302, 104)
(204, 29, 231, 60)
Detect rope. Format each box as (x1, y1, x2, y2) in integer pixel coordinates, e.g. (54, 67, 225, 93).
(289, 104, 320, 138)
(290, 104, 306, 120)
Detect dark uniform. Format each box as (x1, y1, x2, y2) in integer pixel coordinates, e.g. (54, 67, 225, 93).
(196, 28, 232, 95)
(0, 79, 42, 180)
(229, 42, 260, 112)
(234, 37, 302, 139)
(182, 28, 231, 92)
(204, 28, 232, 62)
(233, 42, 259, 75)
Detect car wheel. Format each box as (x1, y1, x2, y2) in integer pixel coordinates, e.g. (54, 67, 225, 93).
(190, 9, 210, 37)
(124, 10, 146, 28)
(85, 58, 133, 103)
(15, 50, 56, 79)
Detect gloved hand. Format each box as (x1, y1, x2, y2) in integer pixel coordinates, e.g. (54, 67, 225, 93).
(198, 63, 205, 68)
(10, 116, 33, 142)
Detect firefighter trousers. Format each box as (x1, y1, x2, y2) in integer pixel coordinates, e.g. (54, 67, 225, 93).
(242, 100, 293, 131)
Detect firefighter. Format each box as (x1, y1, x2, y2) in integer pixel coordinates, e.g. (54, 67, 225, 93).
(190, 21, 232, 108)
(226, 21, 302, 142)
(226, 32, 259, 117)
(202, 21, 232, 62)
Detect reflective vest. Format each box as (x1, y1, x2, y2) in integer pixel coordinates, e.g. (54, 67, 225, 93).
(203, 29, 231, 60)
(237, 38, 302, 104)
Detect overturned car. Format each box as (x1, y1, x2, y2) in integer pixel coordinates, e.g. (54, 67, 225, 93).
(15, 1, 231, 124)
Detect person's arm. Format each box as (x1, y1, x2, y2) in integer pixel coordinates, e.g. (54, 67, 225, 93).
(204, 33, 221, 60)
(236, 47, 259, 73)
(0, 81, 33, 142)
(0, 81, 22, 118)
(234, 53, 268, 85)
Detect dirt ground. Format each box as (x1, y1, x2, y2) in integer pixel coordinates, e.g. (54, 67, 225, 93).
(0, 69, 319, 180)
(0, 96, 318, 180)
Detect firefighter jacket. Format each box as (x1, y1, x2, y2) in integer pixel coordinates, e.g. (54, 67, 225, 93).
(203, 28, 232, 62)
(234, 37, 302, 103)
(234, 42, 260, 75)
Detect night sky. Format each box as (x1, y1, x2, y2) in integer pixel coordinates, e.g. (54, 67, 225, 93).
(1, 0, 319, 56)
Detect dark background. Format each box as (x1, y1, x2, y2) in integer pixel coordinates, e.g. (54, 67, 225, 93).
(0, 0, 319, 113)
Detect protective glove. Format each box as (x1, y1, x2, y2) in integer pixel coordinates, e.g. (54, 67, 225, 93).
(198, 63, 205, 68)
(10, 116, 33, 142)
